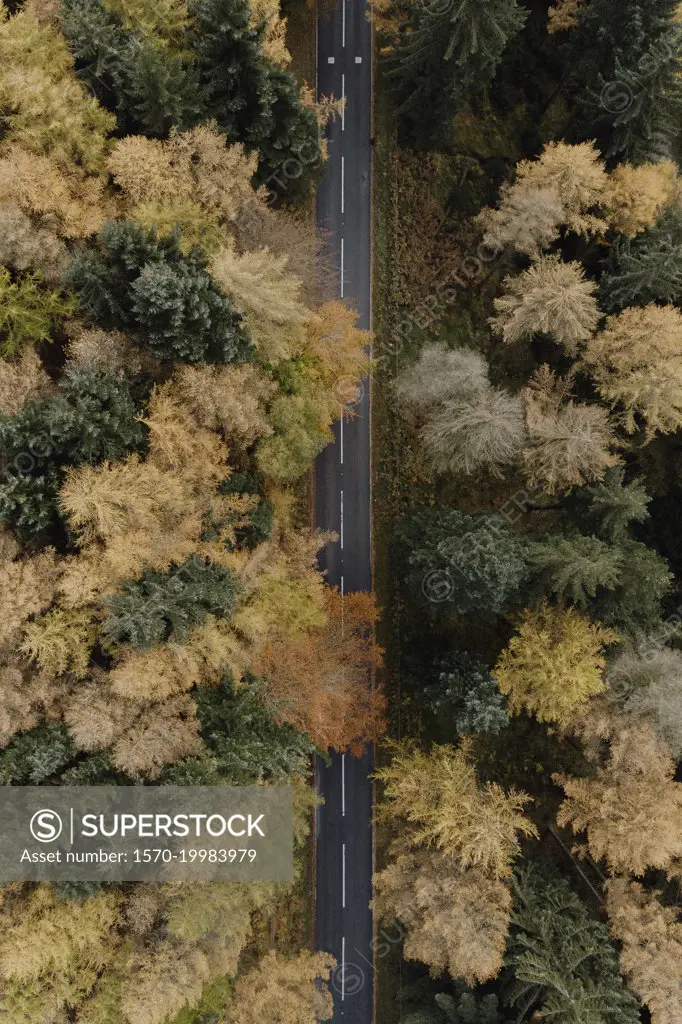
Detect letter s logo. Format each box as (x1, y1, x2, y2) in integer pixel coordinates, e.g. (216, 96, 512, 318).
(30, 809, 63, 843)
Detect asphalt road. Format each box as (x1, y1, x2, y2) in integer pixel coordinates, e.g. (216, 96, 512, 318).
(314, 0, 374, 1020)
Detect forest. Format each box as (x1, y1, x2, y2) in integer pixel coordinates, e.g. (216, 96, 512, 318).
(0, 0, 384, 1020)
(372, 0, 682, 1022)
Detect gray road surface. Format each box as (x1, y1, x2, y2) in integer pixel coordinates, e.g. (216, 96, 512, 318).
(314, 0, 374, 1020)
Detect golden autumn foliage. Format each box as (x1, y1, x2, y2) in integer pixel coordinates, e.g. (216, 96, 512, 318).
(374, 850, 512, 985)
(490, 255, 600, 353)
(606, 160, 679, 237)
(0, 7, 115, 174)
(606, 879, 682, 1024)
(0, 346, 51, 415)
(255, 588, 385, 752)
(521, 365, 620, 493)
(547, 0, 588, 32)
(108, 127, 258, 246)
(582, 303, 682, 436)
(223, 950, 335, 1024)
(555, 720, 682, 874)
(478, 142, 609, 254)
(376, 742, 537, 878)
(495, 602, 615, 725)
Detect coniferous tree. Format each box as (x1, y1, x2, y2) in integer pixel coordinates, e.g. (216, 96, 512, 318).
(569, 467, 651, 541)
(102, 555, 242, 650)
(0, 365, 147, 545)
(59, 0, 201, 137)
(505, 868, 640, 1024)
(188, 675, 316, 782)
(400, 507, 529, 617)
(422, 652, 509, 735)
(65, 220, 253, 364)
(187, 0, 322, 192)
(387, 0, 527, 144)
(569, 0, 682, 160)
(526, 533, 624, 608)
(600, 206, 682, 310)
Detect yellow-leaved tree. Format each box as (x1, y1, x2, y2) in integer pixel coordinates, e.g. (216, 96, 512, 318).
(376, 741, 537, 878)
(495, 602, 615, 725)
(555, 720, 682, 873)
(222, 950, 335, 1024)
(582, 303, 682, 436)
(606, 160, 679, 237)
(606, 878, 682, 1024)
(373, 742, 535, 983)
(373, 850, 513, 985)
(521, 366, 620, 493)
(490, 255, 600, 353)
(477, 141, 609, 255)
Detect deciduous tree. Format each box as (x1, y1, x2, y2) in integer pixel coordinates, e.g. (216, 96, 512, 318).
(254, 589, 385, 753)
(478, 142, 609, 256)
(0, 268, 76, 357)
(494, 602, 615, 726)
(607, 638, 682, 756)
(606, 879, 682, 1024)
(582, 303, 682, 435)
(374, 850, 512, 985)
(375, 741, 536, 877)
(521, 366, 620, 493)
(420, 387, 527, 479)
(223, 950, 335, 1024)
(555, 720, 682, 873)
(490, 256, 600, 353)
(606, 159, 679, 237)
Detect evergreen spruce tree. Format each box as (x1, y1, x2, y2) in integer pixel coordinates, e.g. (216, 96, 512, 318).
(505, 868, 641, 1024)
(600, 206, 682, 310)
(399, 507, 528, 617)
(102, 555, 242, 650)
(526, 533, 623, 608)
(569, 467, 651, 541)
(387, 0, 527, 144)
(65, 220, 253, 364)
(174, 676, 316, 783)
(0, 366, 147, 545)
(569, 0, 682, 160)
(60, 0, 201, 137)
(422, 652, 509, 735)
(188, 0, 322, 192)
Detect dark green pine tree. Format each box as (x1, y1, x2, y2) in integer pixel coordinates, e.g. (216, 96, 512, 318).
(568, 467, 651, 542)
(163, 676, 316, 785)
(600, 206, 682, 310)
(387, 0, 527, 144)
(102, 555, 242, 651)
(0, 365, 147, 546)
(187, 0, 322, 193)
(398, 507, 528, 617)
(505, 868, 641, 1024)
(568, 0, 682, 160)
(526, 533, 624, 608)
(590, 539, 673, 636)
(403, 989, 510, 1024)
(422, 652, 509, 735)
(65, 221, 253, 364)
(0, 723, 76, 785)
(59, 0, 202, 137)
